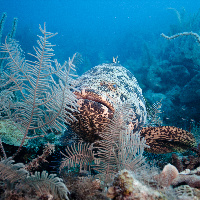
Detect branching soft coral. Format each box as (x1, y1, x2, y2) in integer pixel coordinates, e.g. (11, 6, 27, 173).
(0, 23, 79, 157)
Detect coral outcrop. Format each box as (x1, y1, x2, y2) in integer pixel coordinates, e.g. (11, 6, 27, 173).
(0, 120, 28, 146)
(154, 163, 179, 188)
(107, 169, 164, 200)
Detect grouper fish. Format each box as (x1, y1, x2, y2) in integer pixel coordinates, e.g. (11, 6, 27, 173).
(70, 63, 195, 153)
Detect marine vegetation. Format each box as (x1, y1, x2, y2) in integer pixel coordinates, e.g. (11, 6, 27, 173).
(60, 103, 149, 178)
(125, 8, 200, 130)
(0, 23, 79, 157)
(0, 157, 70, 200)
(0, 13, 200, 200)
(0, 21, 79, 199)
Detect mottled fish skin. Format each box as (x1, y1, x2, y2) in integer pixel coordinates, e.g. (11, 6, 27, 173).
(140, 126, 196, 153)
(70, 63, 196, 153)
(71, 63, 147, 142)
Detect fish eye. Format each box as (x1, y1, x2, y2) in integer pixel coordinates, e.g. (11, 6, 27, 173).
(112, 84, 117, 89)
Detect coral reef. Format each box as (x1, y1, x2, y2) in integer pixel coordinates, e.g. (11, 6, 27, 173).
(0, 23, 79, 157)
(124, 8, 200, 127)
(1, 9, 200, 200)
(60, 103, 148, 178)
(174, 185, 200, 200)
(107, 169, 165, 200)
(180, 73, 200, 103)
(159, 29, 200, 124)
(64, 175, 107, 200)
(0, 119, 28, 146)
(171, 144, 200, 172)
(172, 174, 200, 189)
(0, 20, 78, 199)
(154, 163, 179, 188)
(0, 157, 70, 200)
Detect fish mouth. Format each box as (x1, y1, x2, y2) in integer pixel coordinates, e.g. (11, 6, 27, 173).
(71, 88, 114, 143)
(74, 88, 114, 112)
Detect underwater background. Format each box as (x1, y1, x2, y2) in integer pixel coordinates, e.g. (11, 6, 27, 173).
(1, 0, 200, 65)
(0, 0, 200, 199)
(1, 0, 200, 127)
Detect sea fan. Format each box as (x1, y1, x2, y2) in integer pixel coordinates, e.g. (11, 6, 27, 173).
(59, 102, 149, 178)
(0, 158, 70, 199)
(25, 171, 70, 200)
(60, 142, 97, 173)
(0, 23, 79, 156)
(94, 102, 149, 177)
(0, 157, 28, 187)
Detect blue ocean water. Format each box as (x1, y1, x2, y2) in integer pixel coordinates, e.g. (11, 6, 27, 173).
(0, 0, 200, 124)
(0, 0, 199, 66)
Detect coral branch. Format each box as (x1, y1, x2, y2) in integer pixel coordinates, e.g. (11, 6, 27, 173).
(0, 139, 7, 159)
(25, 142, 55, 171)
(161, 32, 200, 44)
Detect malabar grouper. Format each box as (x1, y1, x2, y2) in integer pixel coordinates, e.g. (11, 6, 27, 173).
(70, 63, 195, 153)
